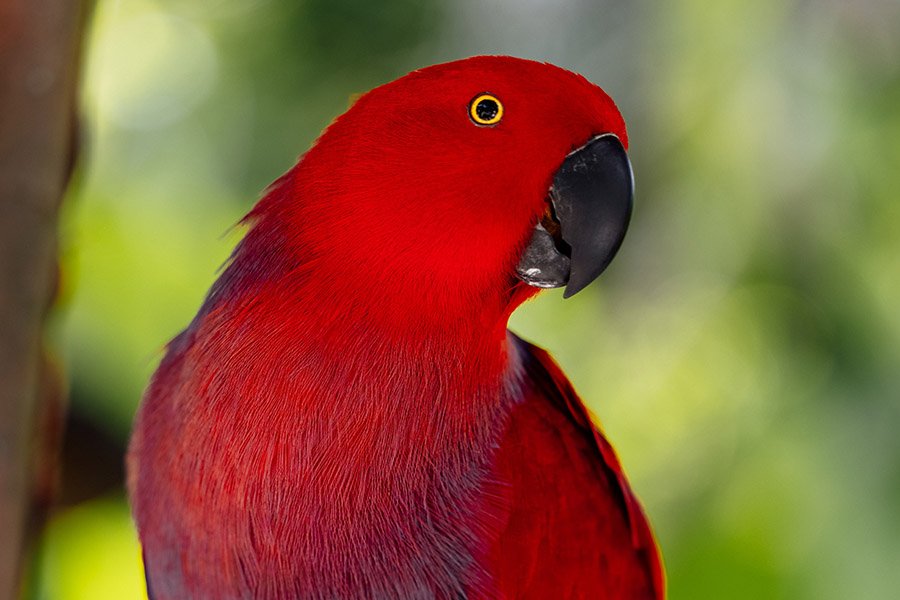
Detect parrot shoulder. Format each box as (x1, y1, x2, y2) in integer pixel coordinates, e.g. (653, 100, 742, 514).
(487, 333, 665, 599)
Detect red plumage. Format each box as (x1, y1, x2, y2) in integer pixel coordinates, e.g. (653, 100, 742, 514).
(128, 56, 663, 599)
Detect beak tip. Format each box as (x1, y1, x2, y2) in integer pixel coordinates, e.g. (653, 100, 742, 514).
(561, 267, 599, 299)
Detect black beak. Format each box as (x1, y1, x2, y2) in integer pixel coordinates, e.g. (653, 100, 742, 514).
(515, 134, 633, 298)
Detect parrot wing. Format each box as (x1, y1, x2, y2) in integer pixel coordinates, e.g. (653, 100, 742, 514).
(487, 333, 664, 599)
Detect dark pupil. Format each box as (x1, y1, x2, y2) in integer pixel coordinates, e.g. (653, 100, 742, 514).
(475, 99, 499, 121)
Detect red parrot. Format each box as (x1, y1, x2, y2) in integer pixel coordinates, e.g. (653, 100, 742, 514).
(128, 55, 664, 599)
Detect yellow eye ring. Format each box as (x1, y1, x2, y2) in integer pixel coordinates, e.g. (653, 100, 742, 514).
(469, 94, 503, 126)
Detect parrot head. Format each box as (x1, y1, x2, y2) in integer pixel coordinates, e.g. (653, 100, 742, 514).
(244, 56, 632, 327)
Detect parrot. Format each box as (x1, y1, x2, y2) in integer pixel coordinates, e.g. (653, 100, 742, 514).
(127, 55, 664, 599)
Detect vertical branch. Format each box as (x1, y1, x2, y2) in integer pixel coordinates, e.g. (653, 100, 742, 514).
(0, 0, 86, 598)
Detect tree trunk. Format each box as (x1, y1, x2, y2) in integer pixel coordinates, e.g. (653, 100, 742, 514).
(0, 0, 86, 598)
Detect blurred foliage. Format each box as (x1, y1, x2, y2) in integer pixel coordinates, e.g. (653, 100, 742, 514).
(32, 0, 900, 598)
(32, 496, 145, 600)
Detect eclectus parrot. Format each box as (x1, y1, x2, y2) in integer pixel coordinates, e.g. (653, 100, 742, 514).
(128, 56, 664, 599)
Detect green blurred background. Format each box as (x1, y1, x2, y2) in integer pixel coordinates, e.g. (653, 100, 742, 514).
(28, 0, 900, 598)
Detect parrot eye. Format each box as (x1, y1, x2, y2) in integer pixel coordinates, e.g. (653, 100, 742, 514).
(469, 94, 503, 126)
